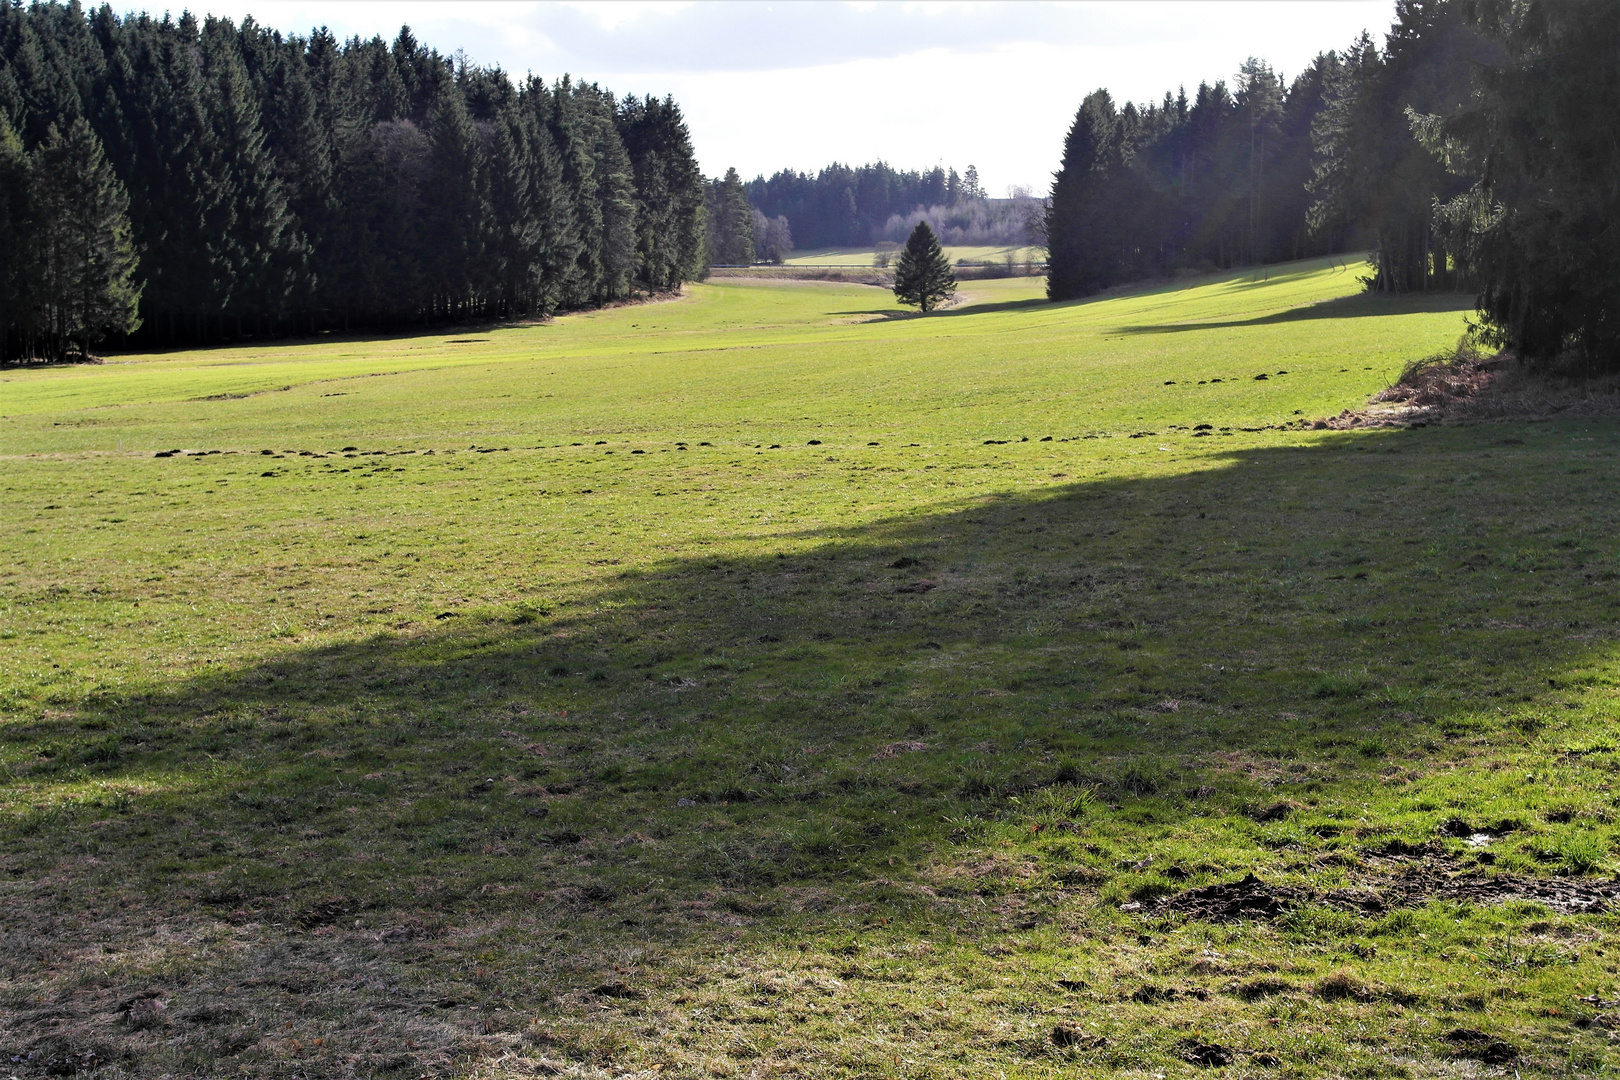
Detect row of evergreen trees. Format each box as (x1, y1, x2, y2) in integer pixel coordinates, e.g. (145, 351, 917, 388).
(1046, 0, 1617, 369)
(0, 4, 707, 361)
(1046, 57, 1346, 300)
(745, 162, 986, 251)
(1046, 0, 1486, 301)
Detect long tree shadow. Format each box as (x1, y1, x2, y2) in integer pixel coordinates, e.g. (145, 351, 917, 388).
(1114, 289, 1475, 335)
(16, 423, 1610, 904)
(7, 421, 1618, 1073)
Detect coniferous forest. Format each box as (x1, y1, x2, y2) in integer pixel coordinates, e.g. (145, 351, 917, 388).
(0, 4, 706, 361)
(1044, 1, 1486, 302)
(1044, 0, 1619, 369)
(746, 163, 988, 252)
(2, 0, 1612, 370)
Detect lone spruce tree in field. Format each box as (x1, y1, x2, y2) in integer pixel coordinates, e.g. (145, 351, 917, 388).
(892, 221, 955, 312)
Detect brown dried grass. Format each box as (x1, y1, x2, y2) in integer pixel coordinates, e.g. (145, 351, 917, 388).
(1311, 337, 1620, 430)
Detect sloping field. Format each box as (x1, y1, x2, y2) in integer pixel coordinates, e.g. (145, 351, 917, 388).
(4, 259, 1619, 1078)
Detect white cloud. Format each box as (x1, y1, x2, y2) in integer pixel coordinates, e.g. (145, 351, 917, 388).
(128, 0, 1398, 193)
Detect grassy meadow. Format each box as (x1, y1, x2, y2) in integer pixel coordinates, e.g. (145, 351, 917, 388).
(6, 257, 1620, 1078)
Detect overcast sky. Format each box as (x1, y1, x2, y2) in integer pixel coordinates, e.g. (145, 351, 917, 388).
(146, 1, 1399, 195)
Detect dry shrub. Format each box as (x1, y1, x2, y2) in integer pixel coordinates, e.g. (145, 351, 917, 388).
(1373, 337, 1494, 409)
(1315, 333, 1620, 429)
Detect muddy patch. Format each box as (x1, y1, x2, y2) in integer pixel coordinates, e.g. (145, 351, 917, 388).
(1155, 860, 1620, 921)
(1394, 862, 1618, 913)
(1444, 1027, 1519, 1064)
(1158, 873, 1307, 920)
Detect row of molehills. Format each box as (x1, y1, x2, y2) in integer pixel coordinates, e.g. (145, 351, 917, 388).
(139, 422, 1323, 462)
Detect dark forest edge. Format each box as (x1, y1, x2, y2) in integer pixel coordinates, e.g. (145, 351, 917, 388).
(3, 0, 1612, 373)
(0, 5, 706, 361)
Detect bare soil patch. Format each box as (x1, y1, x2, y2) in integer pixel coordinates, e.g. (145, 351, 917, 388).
(1310, 349, 1620, 429)
(1157, 858, 1620, 920)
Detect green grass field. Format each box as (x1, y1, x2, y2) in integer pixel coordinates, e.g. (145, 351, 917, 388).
(784, 244, 1044, 266)
(5, 257, 1620, 1078)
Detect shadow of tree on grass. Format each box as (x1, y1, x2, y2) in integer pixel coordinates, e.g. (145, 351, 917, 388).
(1113, 290, 1475, 335)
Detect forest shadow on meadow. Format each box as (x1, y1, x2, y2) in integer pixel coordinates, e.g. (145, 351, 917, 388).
(10, 422, 1611, 920)
(5, 420, 1617, 1074)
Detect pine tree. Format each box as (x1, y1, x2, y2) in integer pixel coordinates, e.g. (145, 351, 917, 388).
(1421, 0, 1620, 368)
(706, 166, 754, 266)
(28, 117, 142, 358)
(892, 220, 954, 312)
(1045, 91, 1114, 300)
(618, 94, 705, 291)
(0, 114, 30, 361)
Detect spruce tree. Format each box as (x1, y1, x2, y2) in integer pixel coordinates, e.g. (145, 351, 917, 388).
(892, 220, 954, 312)
(1308, 4, 1483, 294)
(420, 60, 484, 318)
(201, 16, 303, 334)
(1421, 0, 1620, 368)
(0, 114, 29, 361)
(618, 94, 705, 291)
(520, 77, 578, 312)
(545, 77, 603, 308)
(706, 166, 754, 266)
(584, 86, 637, 301)
(1045, 92, 1113, 300)
(485, 95, 541, 317)
(1236, 58, 1283, 265)
(28, 118, 141, 358)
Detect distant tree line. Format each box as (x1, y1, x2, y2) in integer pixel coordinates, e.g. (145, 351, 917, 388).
(876, 195, 1044, 250)
(0, 4, 706, 361)
(1047, 0, 1618, 369)
(746, 162, 990, 251)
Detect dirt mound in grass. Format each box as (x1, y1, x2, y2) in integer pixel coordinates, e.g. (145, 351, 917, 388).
(1394, 864, 1620, 913)
(1307, 346, 1620, 430)
(1158, 873, 1307, 920)
(1155, 860, 1620, 921)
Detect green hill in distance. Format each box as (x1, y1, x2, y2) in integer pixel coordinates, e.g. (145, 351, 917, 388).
(4, 258, 1616, 1078)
